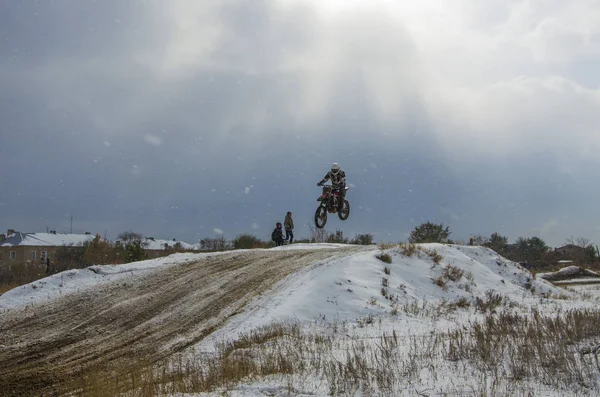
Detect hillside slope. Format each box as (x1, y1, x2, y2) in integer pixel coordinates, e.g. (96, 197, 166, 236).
(0, 243, 576, 396)
(0, 246, 361, 396)
(196, 243, 566, 350)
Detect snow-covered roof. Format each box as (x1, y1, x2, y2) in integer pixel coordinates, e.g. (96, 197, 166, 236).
(143, 238, 196, 251)
(0, 232, 96, 247)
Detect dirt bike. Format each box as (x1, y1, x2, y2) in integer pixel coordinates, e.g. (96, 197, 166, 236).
(314, 185, 350, 229)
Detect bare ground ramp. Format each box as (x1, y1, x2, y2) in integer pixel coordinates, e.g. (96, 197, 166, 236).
(0, 247, 362, 396)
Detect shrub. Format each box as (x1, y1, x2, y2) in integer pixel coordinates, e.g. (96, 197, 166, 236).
(423, 248, 443, 264)
(55, 244, 86, 267)
(381, 287, 388, 298)
(233, 234, 265, 249)
(398, 243, 417, 257)
(443, 265, 464, 282)
(409, 222, 451, 243)
(433, 276, 446, 289)
(475, 290, 504, 312)
(327, 229, 349, 244)
(125, 240, 147, 263)
(437, 297, 471, 315)
(82, 235, 114, 265)
(455, 297, 470, 308)
(350, 233, 374, 245)
(485, 232, 509, 253)
(376, 253, 392, 264)
(117, 230, 144, 245)
(199, 236, 230, 251)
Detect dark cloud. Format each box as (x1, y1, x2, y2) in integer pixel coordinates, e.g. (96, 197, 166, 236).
(1, 0, 599, 246)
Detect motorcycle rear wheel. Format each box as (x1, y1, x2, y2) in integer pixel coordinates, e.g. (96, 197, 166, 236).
(338, 199, 350, 220)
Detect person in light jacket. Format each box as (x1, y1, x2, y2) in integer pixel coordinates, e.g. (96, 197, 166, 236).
(284, 211, 294, 244)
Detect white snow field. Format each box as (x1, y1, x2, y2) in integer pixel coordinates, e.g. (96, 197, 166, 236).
(1, 243, 599, 396)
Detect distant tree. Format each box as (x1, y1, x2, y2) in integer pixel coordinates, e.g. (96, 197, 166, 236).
(514, 236, 549, 264)
(584, 245, 598, 263)
(470, 234, 490, 246)
(55, 244, 86, 267)
(233, 234, 264, 249)
(125, 240, 147, 263)
(327, 229, 349, 244)
(485, 232, 508, 253)
(199, 235, 230, 251)
(308, 224, 328, 243)
(83, 234, 113, 265)
(566, 236, 591, 248)
(350, 233, 375, 245)
(565, 236, 597, 263)
(118, 231, 143, 243)
(163, 241, 186, 254)
(409, 222, 451, 244)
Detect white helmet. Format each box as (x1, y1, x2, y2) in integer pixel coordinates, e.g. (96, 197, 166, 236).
(331, 162, 340, 174)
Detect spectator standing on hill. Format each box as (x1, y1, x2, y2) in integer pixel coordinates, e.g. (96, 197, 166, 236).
(271, 223, 285, 246)
(284, 212, 294, 244)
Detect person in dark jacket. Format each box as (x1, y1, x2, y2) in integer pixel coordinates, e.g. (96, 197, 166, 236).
(271, 222, 285, 246)
(284, 212, 294, 244)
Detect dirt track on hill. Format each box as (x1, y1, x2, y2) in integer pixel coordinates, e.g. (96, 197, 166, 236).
(0, 247, 361, 396)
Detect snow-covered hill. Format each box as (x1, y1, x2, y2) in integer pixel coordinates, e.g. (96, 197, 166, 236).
(199, 243, 564, 342)
(1, 243, 597, 396)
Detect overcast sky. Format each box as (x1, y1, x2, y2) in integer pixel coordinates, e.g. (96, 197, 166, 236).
(1, 0, 599, 246)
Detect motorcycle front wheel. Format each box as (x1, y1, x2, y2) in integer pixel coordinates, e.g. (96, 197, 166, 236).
(338, 199, 350, 220)
(315, 206, 328, 229)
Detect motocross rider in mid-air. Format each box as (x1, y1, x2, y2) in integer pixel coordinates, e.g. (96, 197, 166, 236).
(317, 162, 347, 208)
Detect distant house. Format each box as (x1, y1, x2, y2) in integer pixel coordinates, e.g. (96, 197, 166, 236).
(0, 229, 96, 268)
(554, 244, 586, 260)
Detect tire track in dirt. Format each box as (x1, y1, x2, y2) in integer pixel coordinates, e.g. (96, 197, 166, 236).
(0, 247, 363, 396)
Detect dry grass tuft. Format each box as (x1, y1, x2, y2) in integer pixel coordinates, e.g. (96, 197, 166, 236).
(433, 276, 447, 289)
(443, 265, 464, 282)
(381, 287, 389, 299)
(432, 265, 465, 289)
(422, 248, 444, 264)
(474, 290, 504, 312)
(398, 243, 417, 257)
(436, 297, 471, 315)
